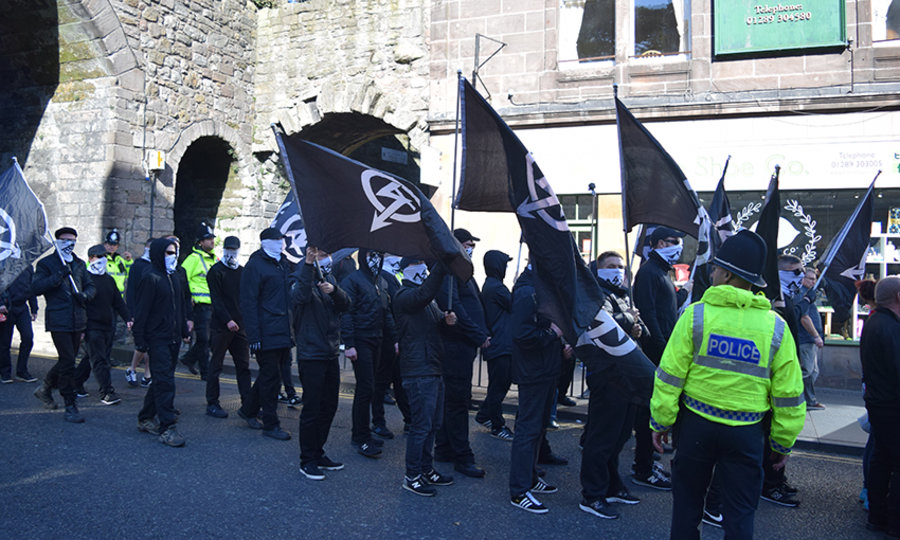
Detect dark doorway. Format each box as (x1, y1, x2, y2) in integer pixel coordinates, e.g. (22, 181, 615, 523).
(173, 136, 234, 255)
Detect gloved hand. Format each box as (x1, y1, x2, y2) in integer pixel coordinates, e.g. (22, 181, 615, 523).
(73, 292, 88, 306)
(250, 342, 261, 354)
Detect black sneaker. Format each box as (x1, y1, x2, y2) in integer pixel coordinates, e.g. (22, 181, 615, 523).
(317, 456, 344, 471)
(159, 427, 186, 447)
(287, 395, 302, 408)
(262, 427, 291, 441)
(64, 404, 85, 423)
(761, 485, 800, 507)
(510, 492, 548, 514)
(580, 499, 619, 519)
(137, 418, 161, 435)
(33, 382, 57, 409)
(75, 386, 89, 398)
(491, 426, 514, 441)
(531, 477, 558, 494)
(780, 479, 799, 495)
(206, 404, 228, 418)
(237, 409, 263, 429)
(606, 490, 640, 504)
(16, 371, 36, 383)
(367, 437, 385, 447)
(372, 425, 395, 439)
(140, 377, 152, 388)
(702, 507, 724, 528)
(100, 392, 122, 406)
(356, 441, 382, 458)
(300, 462, 325, 481)
(476, 417, 493, 430)
(180, 358, 198, 375)
(631, 471, 672, 491)
(403, 475, 436, 497)
(0, 375, 12, 384)
(558, 396, 577, 407)
(278, 392, 290, 403)
(423, 469, 454, 486)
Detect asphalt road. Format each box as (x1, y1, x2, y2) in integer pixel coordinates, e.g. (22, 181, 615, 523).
(0, 355, 880, 539)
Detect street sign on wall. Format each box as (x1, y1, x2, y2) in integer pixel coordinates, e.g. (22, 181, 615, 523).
(714, 0, 846, 57)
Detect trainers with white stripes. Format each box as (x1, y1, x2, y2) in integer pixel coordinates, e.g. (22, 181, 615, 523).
(511, 491, 548, 514)
(531, 477, 558, 494)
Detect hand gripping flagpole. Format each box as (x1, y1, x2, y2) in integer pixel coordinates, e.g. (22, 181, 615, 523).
(447, 69, 463, 311)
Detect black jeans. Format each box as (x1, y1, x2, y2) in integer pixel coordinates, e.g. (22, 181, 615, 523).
(435, 339, 476, 465)
(867, 405, 900, 534)
(298, 356, 340, 466)
(402, 375, 444, 478)
(761, 412, 785, 490)
(206, 327, 251, 406)
(46, 331, 82, 406)
(373, 338, 410, 426)
(0, 304, 34, 378)
(279, 348, 297, 398)
(138, 341, 179, 430)
(240, 348, 285, 430)
(670, 409, 764, 540)
(182, 303, 211, 376)
(509, 379, 556, 498)
(351, 336, 380, 443)
(580, 364, 634, 503)
(632, 405, 655, 477)
(476, 354, 512, 430)
(74, 329, 115, 395)
(557, 352, 576, 399)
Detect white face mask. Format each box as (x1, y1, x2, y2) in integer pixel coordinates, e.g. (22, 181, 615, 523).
(318, 255, 333, 275)
(56, 239, 76, 263)
(597, 267, 625, 287)
(465, 246, 474, 258)
(88, 258, 107, 275)
(655, 244, 682, 264)
(383, 255, 402, 274)
(164, 254, 178, 274)
(366, 252, 382, 274)
(261, 239, 283, 261)
(403, 263, 428, 285)
(223, 248, 239, 269)
(142, 247, 151, 261)
(779, 270, 803, 296)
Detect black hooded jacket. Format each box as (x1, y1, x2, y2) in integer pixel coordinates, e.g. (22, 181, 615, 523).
(32, 250, 96, 333)
(132, 238, 189, 348)
(481, 250, 513, 360)
(125, 256, 150, 312)
(241, 249, 294, 351)
(436, 273, 488, 350)
(340, 248, 396, 348)
(291, 260, 351, 360)
(393, 264, 448, 377)
(0, 265, 38, 313)
(510, 268, 562, 385)
(633, 250, 688, 364)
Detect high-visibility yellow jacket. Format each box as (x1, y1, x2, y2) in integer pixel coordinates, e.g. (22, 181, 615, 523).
(181, 247, 216, 305)
(105, 253, 131, 294)
(650, 285, 805, 455)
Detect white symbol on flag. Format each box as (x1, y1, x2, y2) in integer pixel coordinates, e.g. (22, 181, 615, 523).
(0, 208, 21, 262)
(361, 170, 421, 232)
(516, 153, 568, 232)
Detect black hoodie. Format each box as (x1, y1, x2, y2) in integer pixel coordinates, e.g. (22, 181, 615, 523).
(132, 238, 189, 349)
(510, 268, 562, 385)
(481, 250, 513, 360)
(339, 248, 396, 348)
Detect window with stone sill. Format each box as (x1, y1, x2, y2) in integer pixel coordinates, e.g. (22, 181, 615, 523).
(558, 0, 690, 69)
(872, 0, 900, 43)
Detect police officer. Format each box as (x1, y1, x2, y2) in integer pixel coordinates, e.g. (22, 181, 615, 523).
(649, 230, 805, 539)
(180, 221, 216, 378)
(103, 229, 131, 296)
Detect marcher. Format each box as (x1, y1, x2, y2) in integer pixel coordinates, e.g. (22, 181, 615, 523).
(73, 244, 132, 405)
(124, 238, 153, 388)
(795, 267, 826, 410)
(475, 250, 515, 441)
(374, 253, 411, 435)
(650, 230, 805, 539)
(204, 236, 251, 418)
(237, 228, 293, 442)
(293, 246, 351, 479)
(31, 227, 96, 422)
(133, 238, 190, 447)
(394, 258, 456, 496)
(859, 276, 900, 538)
(180, 221, 216, 378)
(341, 248, 397, 453)
(0, 264, 38, 383)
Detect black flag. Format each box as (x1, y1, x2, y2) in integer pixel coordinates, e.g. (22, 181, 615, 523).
(273, 129, 472, 282)
(615, 96, 703, 238)
(755, 167, 782, 301)
(692, 161, 735, 301)
(0, 159, 53, 294)
(270, 192, 307, 264)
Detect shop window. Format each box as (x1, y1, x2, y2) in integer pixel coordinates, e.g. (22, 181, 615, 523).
(873, 0, 900, 42)
(634, 0, 687, 56)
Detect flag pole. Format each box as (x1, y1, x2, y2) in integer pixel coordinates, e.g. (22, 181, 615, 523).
(513, 234, 524, 281)
(447, 70, 463, 310)
(613, 85, 636, 304)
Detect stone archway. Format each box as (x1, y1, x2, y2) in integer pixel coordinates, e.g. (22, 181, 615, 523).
(172, 136, 235, 252)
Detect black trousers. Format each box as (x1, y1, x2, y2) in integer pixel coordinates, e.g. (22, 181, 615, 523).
(867, 405, 900, 534)
(138, 341, 179, 430)
(278, 348, 298, 397)
(47, 331, 82, 406)
(435, 339, 476, 465)
(476, 354, 512, 430)
(206, 327, 251, 405)
(239, 348, 285, 430)
(373, 337, 410, 426)
(580, 364, 634, 503)
(761, 412, 786, 490)
(351, 336, 381, 443)
(182, 303, 211, 376)
(74, 329, 115, 395)
(509, 379, 556, 497)
(557, 352, 576, 398)
(632, 405, 655, 477)
(403, 375, 444, 478)
(298, 356, 340, 466)
(670, 409, 764, 540)
(0, 304, 34, 378)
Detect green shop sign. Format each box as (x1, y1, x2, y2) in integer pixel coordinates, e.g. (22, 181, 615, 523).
(714, 1, 846, 57)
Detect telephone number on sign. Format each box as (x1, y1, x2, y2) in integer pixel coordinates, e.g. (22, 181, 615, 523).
(746, 12, 812, 25)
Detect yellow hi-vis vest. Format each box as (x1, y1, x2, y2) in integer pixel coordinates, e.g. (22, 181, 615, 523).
(650, 285, 805, 455)
(182, 247, 216, 304)
(105, 253, 130, 294)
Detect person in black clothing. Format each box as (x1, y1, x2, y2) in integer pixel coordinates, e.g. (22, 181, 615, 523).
(434, 228, 490, 478)
(475, 250, 515, 441)
(394, 258, 457, 496)
(341, 248, 397, 452)
(374, 254, 411, 434)
(631, 226, 687, 490)
(0, 264, 38, 383)
(133, 238, 190, 447)
(860, 276, 900, 537)
(125, 238, 153, 388)
(237, 227, 293, 442)
(204, 236, 251, 419)
(31, 227, 96, 423)
(292, 246, 351, 480)
(73, 244, 132, 405)
(508, 265, 569, 513)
